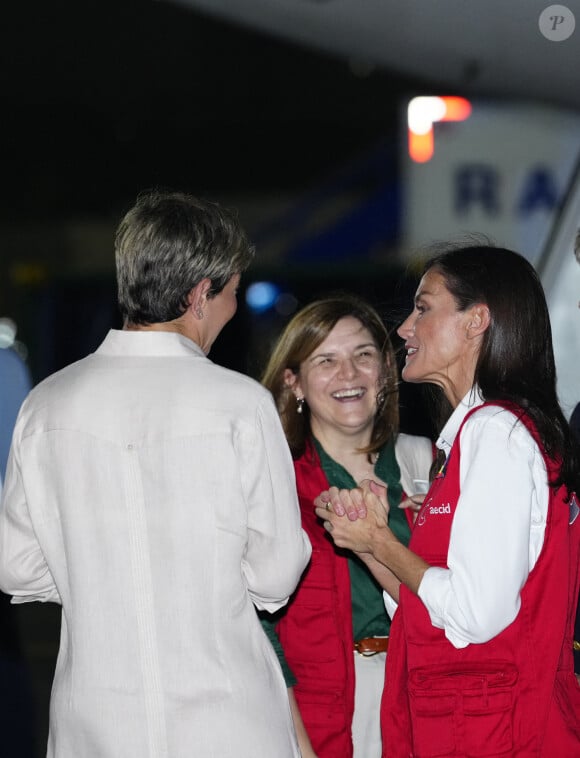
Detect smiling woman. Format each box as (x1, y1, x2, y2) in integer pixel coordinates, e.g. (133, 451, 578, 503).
(259, 294, 433, 758)
(284, 316, 384, 466)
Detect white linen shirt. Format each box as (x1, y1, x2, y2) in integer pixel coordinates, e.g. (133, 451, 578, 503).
(386, 388, 549, 649)
(0, 329, 311, 758)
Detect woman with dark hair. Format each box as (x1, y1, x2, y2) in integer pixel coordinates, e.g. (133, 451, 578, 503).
(316, 246, 580, 756)
(261, 294, 433, 758)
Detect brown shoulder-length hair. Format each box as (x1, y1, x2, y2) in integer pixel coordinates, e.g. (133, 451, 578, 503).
(261, 294, 399, 460)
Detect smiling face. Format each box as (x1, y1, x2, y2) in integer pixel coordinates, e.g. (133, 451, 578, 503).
(286, 316, 384, 444)
(397, 269, 487, 406)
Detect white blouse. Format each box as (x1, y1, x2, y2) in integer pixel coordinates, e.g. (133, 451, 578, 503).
(0, 329, 311, 758)
(385, 389, 549, 650)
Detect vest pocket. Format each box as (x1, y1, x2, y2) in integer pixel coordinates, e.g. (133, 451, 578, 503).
(407, 662, 518, 756)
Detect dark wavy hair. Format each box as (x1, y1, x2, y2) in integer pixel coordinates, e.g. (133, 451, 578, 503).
(424, 243, 580, 496)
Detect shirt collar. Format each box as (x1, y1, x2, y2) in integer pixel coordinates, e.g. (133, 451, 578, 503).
(95, 329, 207, 358)
(436, 386, 484, 457)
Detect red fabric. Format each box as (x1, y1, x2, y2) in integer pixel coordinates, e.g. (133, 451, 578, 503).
(276, 441, 356, 758)
(381, 403, 580, 757)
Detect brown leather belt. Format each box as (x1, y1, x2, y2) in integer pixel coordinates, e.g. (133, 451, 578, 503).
(354, 637, 389, 656)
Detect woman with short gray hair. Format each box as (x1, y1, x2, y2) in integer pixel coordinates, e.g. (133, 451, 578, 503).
(0, 189, 311, 758)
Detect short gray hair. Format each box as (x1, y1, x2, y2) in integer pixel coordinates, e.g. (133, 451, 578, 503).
(115, 190, 255, 325)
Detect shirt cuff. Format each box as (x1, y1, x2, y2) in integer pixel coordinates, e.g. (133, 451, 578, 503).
(418, 567, 469, 649)
(10, 588, 62, 605)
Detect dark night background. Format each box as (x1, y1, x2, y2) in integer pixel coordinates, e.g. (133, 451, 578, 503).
(2, 0, 422, 218)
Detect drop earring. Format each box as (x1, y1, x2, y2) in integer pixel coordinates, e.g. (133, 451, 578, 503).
(296, 396, 305, 414)
(376, 387, 386, 412)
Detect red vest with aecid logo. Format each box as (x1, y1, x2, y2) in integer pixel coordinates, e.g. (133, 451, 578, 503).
(381, 403, 580, 757)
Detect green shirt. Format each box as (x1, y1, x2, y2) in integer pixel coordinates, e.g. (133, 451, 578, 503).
(313, 437, 411, 640)
(260, 436, 412, 685)
(259, 611, 297, 687)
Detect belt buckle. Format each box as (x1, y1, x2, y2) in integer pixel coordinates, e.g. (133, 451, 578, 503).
(354, 636, 388, 656)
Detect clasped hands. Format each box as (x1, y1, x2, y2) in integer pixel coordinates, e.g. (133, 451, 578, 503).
(314, 479, 391, 554)
(314, 480, 427, 556)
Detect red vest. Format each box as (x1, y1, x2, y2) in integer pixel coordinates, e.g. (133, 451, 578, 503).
(381, 403, 580, 757)
(276, 443, 356, 758)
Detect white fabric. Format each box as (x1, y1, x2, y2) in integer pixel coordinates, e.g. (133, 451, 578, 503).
(0, 329, 311, 758)
(417, 388, 549, 648)
(394, 432, 433, 498)
(352, 651, 385, 758)
(383, 433, 433, 621)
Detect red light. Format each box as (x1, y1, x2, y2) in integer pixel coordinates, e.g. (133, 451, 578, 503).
(441, 97, 472, 122)
(408, 96, 472, 163)
(409, 130, 434, 163)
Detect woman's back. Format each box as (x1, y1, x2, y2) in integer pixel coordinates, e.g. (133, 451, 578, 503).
(0, 330, 310, 758)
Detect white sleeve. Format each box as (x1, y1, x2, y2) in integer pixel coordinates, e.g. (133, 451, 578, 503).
(417, 408, 548, 648)
(0, 425, 61, 604)
(394, 433, 433, 496)
(383, 590, 398, 620)
(238, 394, 311, 613)
(384, 434, 434, 617)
